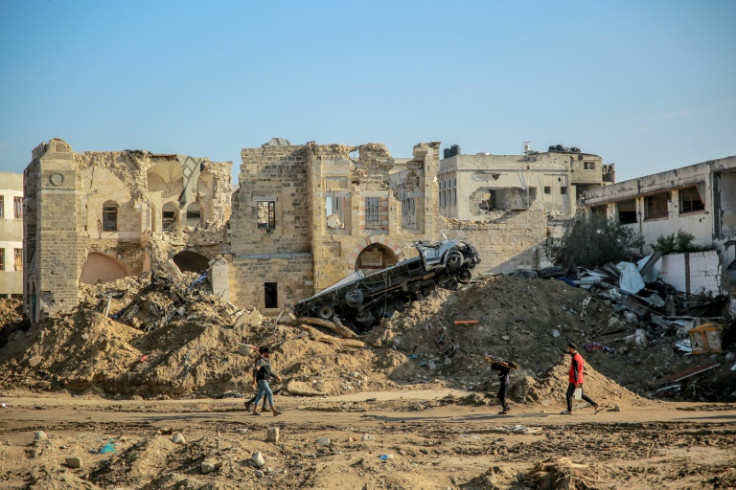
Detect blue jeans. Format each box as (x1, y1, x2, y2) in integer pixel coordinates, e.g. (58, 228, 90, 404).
(253, 379, 274, 410)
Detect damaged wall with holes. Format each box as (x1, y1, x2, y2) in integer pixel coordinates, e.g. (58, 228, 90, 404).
(228, 139, 441, 311)
(226, 138, 560, 311)
(23, 138, 232, 322)
(439, 150, 612, 220)
(581, 155, 736, 283)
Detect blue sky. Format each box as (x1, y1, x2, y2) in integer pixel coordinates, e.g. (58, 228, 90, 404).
(1, 0, 734, 182)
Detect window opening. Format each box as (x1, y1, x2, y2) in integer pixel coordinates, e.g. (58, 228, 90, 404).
(13, 196, 22, 218)
(645, 193, 669, 220)
(679, 186, 705, 214)
(102, 202, 118, 231)
(257, 201, 276, 229)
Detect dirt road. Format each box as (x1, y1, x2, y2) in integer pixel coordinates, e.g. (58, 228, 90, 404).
(1, 390, 735, 489)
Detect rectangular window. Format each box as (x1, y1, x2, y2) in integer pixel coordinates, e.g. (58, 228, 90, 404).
(402, 198, 416, 228)
(584, 161, 596, 170)
(645, 193, 669, 220)
(102, 204, 118, 231)
(679, 186, 705, 214)
(560, 186, 568, 195)
(365, 197, 380, 228)
(14, 248, 22, 271)
(257, 201, 276, 230)
(13, 196, 22, 219)
(0, 248, 4, 271)
(264, 282, 278, 308)
(617, 199, 637, 224)
(0, 196, 4, 218)
(544, 186, 551, 194)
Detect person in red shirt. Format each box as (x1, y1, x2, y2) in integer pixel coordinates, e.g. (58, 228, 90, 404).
(562, 342, 601, 415)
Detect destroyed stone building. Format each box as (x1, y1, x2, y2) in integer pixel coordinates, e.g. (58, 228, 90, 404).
(439, 144, 614, 220)
(21, 137, 612, 318)
(23, 138, 232, 322)
(0, 172, 24, 297)
(581, 155, 736, 289)
(226, 139, 557, 311)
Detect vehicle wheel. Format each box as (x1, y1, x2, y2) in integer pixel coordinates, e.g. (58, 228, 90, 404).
(354, 310, 375, 330)
(318, 305, 335, 320)
(344, 288, 364, 309)
(457, 270, 472, 284)
(446, 250, 464, 272)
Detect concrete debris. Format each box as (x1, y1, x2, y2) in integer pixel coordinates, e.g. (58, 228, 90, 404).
(251, 451, 265, 468)
(171, 433, 186, 445)
(266, 427, 280, 442)
(65, 456, 83, 469)
(34, 431, 48, 441)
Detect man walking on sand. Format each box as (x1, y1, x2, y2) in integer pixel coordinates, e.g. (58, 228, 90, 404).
(489, 358, 519, 415)
(562, 342, 601, 415)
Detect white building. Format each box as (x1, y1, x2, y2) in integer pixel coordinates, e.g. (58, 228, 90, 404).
(439, 145, 614, 220)
(581, 155, 736, 283)
(0, 172, 23, 297)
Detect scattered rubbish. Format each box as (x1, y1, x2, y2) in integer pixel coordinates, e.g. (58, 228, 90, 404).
(99, 439, 117, 454)
(654, 362, 721, 386)
(674, 339, 692, 354)
(688, 323, 723, 354)
(379, 454, 394, 461)
(454, 320, 479, 326)
(65, 456, 82, 469)
(584, 341, 614, 353)
(551, 329, 561, 338)
(491, 425, 543, 435)
(0, 403, 7, 408)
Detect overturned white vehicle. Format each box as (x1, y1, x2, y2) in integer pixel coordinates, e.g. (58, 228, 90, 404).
(294, 240, 481, 333)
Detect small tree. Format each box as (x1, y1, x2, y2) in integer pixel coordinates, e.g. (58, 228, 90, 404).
(553, 214, 643, 269)
(652, 230, 714, 254)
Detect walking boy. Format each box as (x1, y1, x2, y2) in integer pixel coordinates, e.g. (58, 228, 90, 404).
(562, 342, 601, 415)
(251, 346, 283, 416)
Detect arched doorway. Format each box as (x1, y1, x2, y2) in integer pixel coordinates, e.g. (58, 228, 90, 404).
(173, 251, 210, 274)
(80, 253, 129, 284)
(355, 243, 398, 272)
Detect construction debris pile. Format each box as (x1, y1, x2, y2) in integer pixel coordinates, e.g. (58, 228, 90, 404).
(0, 260, 733, 403)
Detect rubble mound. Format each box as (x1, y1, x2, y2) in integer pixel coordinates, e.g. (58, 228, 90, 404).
(512, 356, 642, 406)
(521, 457, 612, 490)
(0, 276, 407, 397)
(367, 276, 626, 388)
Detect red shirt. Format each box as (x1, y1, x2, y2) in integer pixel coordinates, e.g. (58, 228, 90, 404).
(568, 352, 585, 384)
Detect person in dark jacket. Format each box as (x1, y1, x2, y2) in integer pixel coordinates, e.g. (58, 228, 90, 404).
(251, 346, 283, 416)
(562, 342, 601, 415)
(490, 359, 519, 414)
(244, 345, 271, 412)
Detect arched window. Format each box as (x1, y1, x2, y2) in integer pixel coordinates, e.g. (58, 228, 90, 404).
(162, 202, 178, 232)
(102, 201, 118, 231)
(186, 202, 201, 227)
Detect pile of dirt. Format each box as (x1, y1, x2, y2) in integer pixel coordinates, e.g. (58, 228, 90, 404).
(511, 356, 643, 406)
(521, 457, 614, 490)
(0, 277, 409, 398)
(364, 275, 734, 402)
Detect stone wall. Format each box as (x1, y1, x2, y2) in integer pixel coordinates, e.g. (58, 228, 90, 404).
(439, 208, 550, 275)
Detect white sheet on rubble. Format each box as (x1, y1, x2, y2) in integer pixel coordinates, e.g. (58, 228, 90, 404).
(616, 261, 645, 294)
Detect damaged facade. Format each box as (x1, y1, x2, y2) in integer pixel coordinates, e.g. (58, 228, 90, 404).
(22, 137, 614, 318)
(581, 155, 736, 290)
(23, 138, 232, 321)
(227, 139, 560, 311)
(439, 145, 614, 220)
(228, 139, 442, 312)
